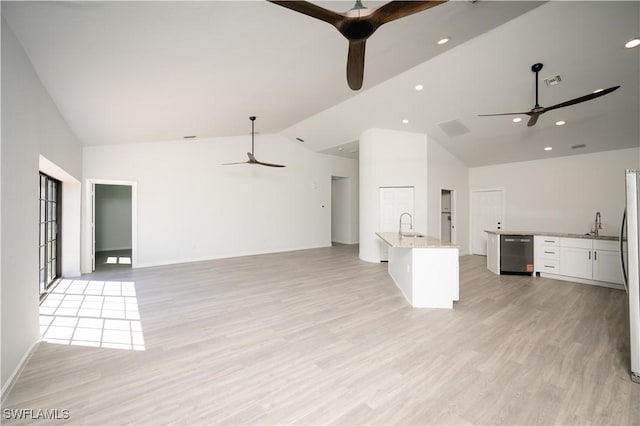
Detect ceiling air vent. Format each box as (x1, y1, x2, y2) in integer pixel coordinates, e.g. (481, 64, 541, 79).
(544, 75, 562, 87)
(571, 144, 587, 149)
(438, 119, 471, 138)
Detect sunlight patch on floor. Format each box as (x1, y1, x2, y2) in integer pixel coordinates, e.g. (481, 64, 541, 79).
(40, 279, 145, 351)
(105, 256, 131, 265)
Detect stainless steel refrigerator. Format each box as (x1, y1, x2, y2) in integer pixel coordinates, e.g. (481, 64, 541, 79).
(621, 170, 640, 383)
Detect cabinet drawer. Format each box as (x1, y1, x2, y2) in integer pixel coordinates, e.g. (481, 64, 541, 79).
(538, 236, 559, 246)
(560, 237, 593, 249)
(593, 239, 619, 251)
(538, 260, 559, 273)
(539, 247, 560, 259)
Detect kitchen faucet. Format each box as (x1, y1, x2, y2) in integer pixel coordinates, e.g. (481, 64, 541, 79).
(593, 211, 602, 237)
(399, 212, 413, 236)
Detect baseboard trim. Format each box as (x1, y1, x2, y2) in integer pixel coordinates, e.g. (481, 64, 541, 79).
(134, 244, 332, 269)
(1, 339, 40, 404)
(538, 272, 625, 290)
(95, 247, 132, 253)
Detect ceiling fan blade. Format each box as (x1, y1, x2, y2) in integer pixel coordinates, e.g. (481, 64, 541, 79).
(542, 85, 621, 113)
(527, 113, 541, 127)
(267, 1, 343, 27)
(370, 1, 447, 26)
(347, 39, 366, 90)
(221, 161, 250, 166)
(478, 112, 531, 117)
(255, 160, 286, 168)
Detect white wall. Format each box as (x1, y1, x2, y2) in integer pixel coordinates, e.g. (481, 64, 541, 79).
(1, 20, 82, 394)
(331, 178, 354, 244)
(95, 184, 132, 251)
(427, 138, 470, 254)
(469, 148, 640, 237)
(82, 137, 358, 269)
(359, 128, 428, 262)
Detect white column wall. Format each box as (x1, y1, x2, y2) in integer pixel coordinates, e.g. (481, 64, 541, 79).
(359, 128, 428, 263)
(1, 20, 82, 394)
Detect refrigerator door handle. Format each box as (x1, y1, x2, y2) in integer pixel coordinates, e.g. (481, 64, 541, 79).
(620, 208, 629, 294)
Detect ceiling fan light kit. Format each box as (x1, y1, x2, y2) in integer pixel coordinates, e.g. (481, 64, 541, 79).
(268, 0, 447, 90)
(221, 116, 285, 168)
(478, 62, 620, 127)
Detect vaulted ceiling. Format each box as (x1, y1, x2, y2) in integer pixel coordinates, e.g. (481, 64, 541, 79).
(2, 1, 639, 166)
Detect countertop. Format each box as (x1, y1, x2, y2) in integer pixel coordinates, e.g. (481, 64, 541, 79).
(484, 229, 619, 241)
(376, 232, 459, 249)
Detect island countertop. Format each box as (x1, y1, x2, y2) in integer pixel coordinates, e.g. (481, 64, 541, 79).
(376, 232, 459, 249)
(484, 229, 619, 241)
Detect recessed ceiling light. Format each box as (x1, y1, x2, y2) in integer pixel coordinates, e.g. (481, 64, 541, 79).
(437, 37, 450, 45)
(415, 84, 424, 91)
(512, 117, 522, 123)
(544, 147, 553, 151)
(625, 38, 640, 49)
(555, 120, 566, 126)
(402, 119, 409, 124)
(338, 147, 344, 151)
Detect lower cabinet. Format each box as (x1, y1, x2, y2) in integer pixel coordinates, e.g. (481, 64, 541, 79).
(592, 240, 624, 284)
(535, 236, 624, 287)
(559, 238, 593, 280)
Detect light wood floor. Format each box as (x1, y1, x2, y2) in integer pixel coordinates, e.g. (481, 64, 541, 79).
(4, 245, 640, 425)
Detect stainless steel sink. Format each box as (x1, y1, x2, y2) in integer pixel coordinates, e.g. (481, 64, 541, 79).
(400, 232, 425, 238)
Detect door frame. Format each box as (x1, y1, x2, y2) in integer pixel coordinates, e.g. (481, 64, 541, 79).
(470, 188, 505, 255)
(439, 188, 455, 244)
(83, 179, 138, 273)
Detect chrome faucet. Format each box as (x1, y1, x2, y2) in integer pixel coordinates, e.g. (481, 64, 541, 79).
(594, 211, 602, 237)
(399, 212, 413, 236)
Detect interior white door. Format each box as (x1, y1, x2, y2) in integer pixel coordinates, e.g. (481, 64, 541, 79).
(379, 187, 414, 261)
(471, 190, 503, 255)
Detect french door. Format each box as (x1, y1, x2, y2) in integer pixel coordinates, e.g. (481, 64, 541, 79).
(39, 173, 61, 296)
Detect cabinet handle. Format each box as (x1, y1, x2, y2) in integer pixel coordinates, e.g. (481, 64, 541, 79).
(544, 240, 555, 243)
(544, 265, 555, 268)
(544, 251, 555, 254)
(594, 251, 597, 261)
(588, 251, 591, 260)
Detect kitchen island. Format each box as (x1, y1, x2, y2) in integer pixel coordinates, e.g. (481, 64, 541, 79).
(376, 232, 459, 309)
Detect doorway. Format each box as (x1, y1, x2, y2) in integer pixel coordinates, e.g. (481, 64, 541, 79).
(94, 184, 133, 271)
(441, 189, 453, 244)
(331, 176, 351, 245)
(471, 189, 504, 255)
(85, 179, 137, 273)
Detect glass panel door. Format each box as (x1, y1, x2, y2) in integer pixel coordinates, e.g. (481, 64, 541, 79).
(39, 173, 61, 297)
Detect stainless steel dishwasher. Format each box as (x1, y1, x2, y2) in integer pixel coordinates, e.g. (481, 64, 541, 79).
(500, 235, 534, 275)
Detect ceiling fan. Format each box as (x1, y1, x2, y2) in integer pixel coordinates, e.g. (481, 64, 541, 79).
(479, 62, 620, 127)
(268, 0, 447, 90)
(222, 116, 285, 168)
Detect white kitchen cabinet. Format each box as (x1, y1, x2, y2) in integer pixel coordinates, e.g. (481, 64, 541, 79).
(559, 246, 593, 279)
(486, 232, 500, 275)
(592, 240, 624, 285)
(534, 236, 560, 275)
(557, 237, 624, 285)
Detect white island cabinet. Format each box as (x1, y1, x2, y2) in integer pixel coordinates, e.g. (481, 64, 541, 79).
(376, 232, 459, 309)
